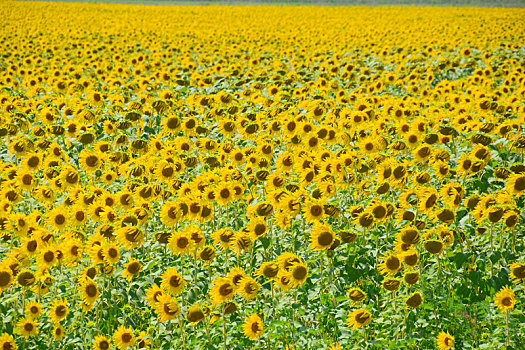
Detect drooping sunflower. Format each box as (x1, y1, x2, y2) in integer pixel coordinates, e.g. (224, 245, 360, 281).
(436, 331, 454, 350)
(405, 291, 423, 308)
(346, 309, 372, 330)
(347, 287, 367, 304)
(242, 313, 264, 340)
(113, 325, 135, 349)
(49, 298, 69, 324)
(161, 267, 186, 296)
(0, 265, 13, 293)
(494, 286, 516, 313)
(186, 303, 206, 324)
(15, 316, 39, 338)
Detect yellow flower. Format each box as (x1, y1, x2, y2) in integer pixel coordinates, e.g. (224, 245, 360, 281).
(378, 251, 402, 276)
(186, 303, 206, 324)
(49, 298, 69, 324)
(93, 335, 111, 350)
(161, 267, 186, 296)
(494, 286, 516, 313)
(52, 324, 65, 340)
(237, 276, 260, 300)
(310, 222, 336, 251)
(242, 313, 264, 340)
(154, 294, 180, 322)
(436, 330, 454, 350)
(113, 325, 135, 349)
(209, 276, 235, 305)
(25, 300, 42, 318)
(15, 316, 39, 338)
(509, 263, 525, 283)
(0, 333, 17, 350)
(346, 309, 372, 330)
(80, 277, 99, 305)
(122, 258, 142, 282)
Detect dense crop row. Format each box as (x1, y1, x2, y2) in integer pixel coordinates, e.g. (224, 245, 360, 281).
(0, 2, 524, 349)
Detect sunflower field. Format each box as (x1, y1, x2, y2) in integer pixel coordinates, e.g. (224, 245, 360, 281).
(1, 1, 525, 349)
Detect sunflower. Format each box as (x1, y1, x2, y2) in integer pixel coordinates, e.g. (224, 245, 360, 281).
(104, 242, 120, 265)
(116, 226, 144, 250)
(227, 267, 247, 288)
(168, 228, 194, 256)
(46, 207, 68, 232)
(122, 258, 142, 281)
(93, 335, 111, 350)
(15, 316, 39, 338)
(80, 277, 99, 305)
(49, 298, 69, 323)
(506, 174, 525, 196)
(405, 291, 423, 308)
(237, 276, 260, 300)
(155, 294, 180, 321)
(186, 303, 206, 324)
(161, 114, 181, 136)
(247, 217, 268, 240)
(25, 300, 42, 318)
(145, 284, 165, 308)
(198, 245, 216, 264)
(494, 286, 516, 313)
(0, 333, 17, 350)
(53, 324, 65, 340)
(215, 183, 235, 206)
(242, 313, 264, 340)
(378, 251, 402, 276)
(210, 276, 235, 305)
(424, 239, 444, 255)
(256, 261, 279, 280)
(17, 270, 36, 288)
(509, 263, 525, 283)
(310, 222, 336, 251)
(113, 325, 135, 349)
(347, 288, 367, 304)
(436, 331, 454, 350)
(303, 198, 325, 223)
(0, 265, 13, 293)
(397, 226, 420, 245)
(346, 309, 372, 330)
(161, 267, 186, 296)
(382, 278, 401, 292)
(288, 261, 308, 287)
(136, 331, 151, 349)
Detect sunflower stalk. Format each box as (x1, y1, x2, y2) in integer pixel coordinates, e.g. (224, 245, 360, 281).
(505, 310, 510, 347)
